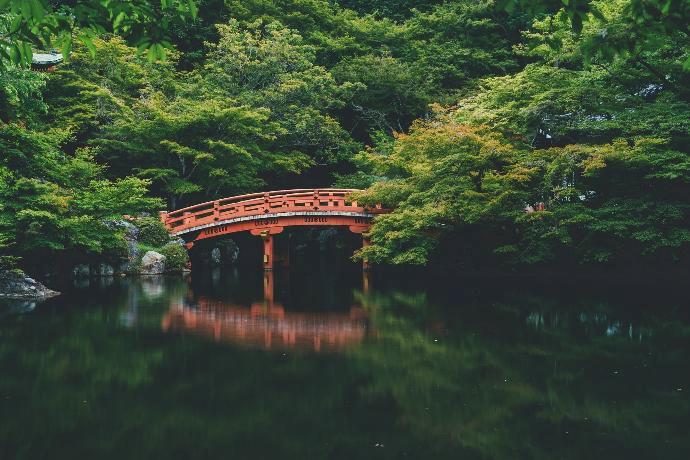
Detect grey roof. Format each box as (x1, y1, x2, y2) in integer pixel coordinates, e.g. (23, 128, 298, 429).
(32, 52, 63, 65)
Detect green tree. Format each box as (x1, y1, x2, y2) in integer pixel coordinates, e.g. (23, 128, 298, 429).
(0, 0, 198, 67)
(356, 114, 532, 265)
(358, 0, 690, 270)
(203, 20, 360, 169)
(0, 125, 161, 271)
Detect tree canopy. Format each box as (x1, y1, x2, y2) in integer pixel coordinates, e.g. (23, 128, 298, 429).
(0, 0, 688, 274)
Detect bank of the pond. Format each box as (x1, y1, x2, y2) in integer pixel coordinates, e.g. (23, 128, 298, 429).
(0, 270, 60, 299)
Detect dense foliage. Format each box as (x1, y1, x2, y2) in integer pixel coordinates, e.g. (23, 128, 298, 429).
(355, 0, 690, 271)
(158, 242, 189, 272)
(0, 0, 198, 67)
(0, 67, 161, 271)
(1, 0, 688, 274)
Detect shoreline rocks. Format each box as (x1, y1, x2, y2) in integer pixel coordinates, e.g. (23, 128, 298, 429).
(139, 251, 167, 275)
(0, 270, 60, 299)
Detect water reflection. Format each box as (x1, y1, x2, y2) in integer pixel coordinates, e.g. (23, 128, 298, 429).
(2, 273, 690, 459)
(161, 271, 369, 352)
(525, 310, 648, 341)
(162, 299, 367, 352)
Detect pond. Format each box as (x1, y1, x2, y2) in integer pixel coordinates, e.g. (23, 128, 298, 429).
(1, 267, 689, 459)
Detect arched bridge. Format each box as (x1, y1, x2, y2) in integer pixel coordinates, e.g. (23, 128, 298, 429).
(160, 189, 385, 270)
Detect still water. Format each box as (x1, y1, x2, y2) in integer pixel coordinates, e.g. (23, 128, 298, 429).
(1, 267, 689, 459)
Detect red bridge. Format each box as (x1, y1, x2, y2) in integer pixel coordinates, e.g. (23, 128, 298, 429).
(160, 189, 385, 270)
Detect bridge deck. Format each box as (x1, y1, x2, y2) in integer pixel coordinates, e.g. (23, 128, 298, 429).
(161, 189, 383, 236)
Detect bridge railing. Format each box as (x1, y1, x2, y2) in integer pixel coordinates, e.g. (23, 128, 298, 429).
(161, 188, 380, 232)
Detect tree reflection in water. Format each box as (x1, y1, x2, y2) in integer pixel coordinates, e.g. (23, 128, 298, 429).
(1, 272, 689, 459)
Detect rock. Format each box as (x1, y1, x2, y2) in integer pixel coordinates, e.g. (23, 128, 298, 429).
(97, 263, 114, 277)
(222, 239, 240, 264)
(117, 262, 130, 274)
(211, 247, 222, 265)
(73, 264, 90, 278)
(0, 270, 60, 299)
(103, 219, 140, 240)
(140, 251, 166, 275)
(104, 220, 140, 273)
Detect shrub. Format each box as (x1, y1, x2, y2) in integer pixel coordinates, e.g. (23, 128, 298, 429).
(136, 217, 170, 247)
(159, 243, 189, 273)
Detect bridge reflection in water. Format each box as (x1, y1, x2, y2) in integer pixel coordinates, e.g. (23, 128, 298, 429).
(161, 272, 370, 352)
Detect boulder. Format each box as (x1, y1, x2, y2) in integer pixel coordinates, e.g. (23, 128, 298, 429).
(104, 219, 140, 273)
(97, 263, 114, 277)
(211, 247, 222, 265)
(0, 270, 60, 299)
(225, 239, 240, 263)
(73, 264, 90, 278)
(140, 251, 166, 275)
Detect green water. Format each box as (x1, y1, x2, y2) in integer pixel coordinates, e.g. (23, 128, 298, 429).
(1, 268, 689, 459)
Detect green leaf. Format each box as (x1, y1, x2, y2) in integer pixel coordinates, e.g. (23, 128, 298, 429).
(112, 11, 127, 31)
(187, 0, 198, 19)
(79, 32, 97, 56)
(29, 0, 46, 20)
(60, 33, 72, 62)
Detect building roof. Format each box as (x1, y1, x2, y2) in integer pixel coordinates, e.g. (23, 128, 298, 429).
(32, 52, 63, 66)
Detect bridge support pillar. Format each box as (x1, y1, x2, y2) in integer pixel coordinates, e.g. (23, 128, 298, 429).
(250, 227, 284, 271)
(262, 233, 274, 271)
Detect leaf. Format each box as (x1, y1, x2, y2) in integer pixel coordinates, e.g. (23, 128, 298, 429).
(8, 44, 20, 65)
(60, 33, 72, 62)
(29, 0, 46, 21)
(112, 11, 127, 31)
(79, 31, 97, 56)
(20, 42, 32, 66)
(19, 0, 33, 21)
(187, 0, 198, 19)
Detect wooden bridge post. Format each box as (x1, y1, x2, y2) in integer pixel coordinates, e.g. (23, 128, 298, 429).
(261, 231, 274, 271)
(251, 227, 284, 271)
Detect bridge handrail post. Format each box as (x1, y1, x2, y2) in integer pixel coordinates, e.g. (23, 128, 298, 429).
(263, 192, 270, 214)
